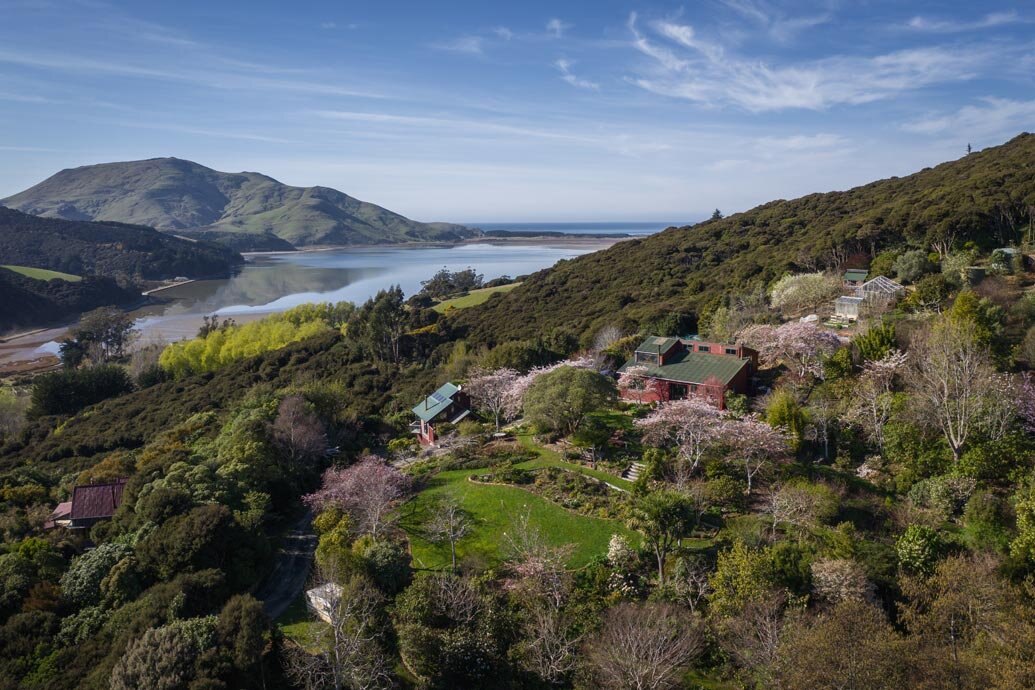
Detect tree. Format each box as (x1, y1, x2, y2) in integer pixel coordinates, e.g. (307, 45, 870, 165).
(636, 399, 724, 488)
(765, 387, 805, 448)
(584, 602, 704, 690)
(708, 541, 773, 618)
(899, 553, 1009, 681)
(349, 287, 408, 362)
(897, 524, 941, 576)
(1020, 374, 1035, 435)
(771, 600, 908, 690)
(272, 395, 328, 464)
(849, 349, 907, 451)
(285, 572, 393, 690)
(810, 558, 874, 605)
(720, 416, 789, 494)
(110, 624, 198, 690)
(908, 318, 1011, 462)
(711, 208, 723, 220)
(304, 456, 412, 539)
(29, 364, 134, 417)
(424, 498, 471, 573)
(216, 594, 269, 680)
(522, 366, 615, 435)
(464, 367, 520, 431)
(629, 491, 699, 585)
(893, 250, 934, 283)
(62, 306, 137, 366)
(60, 542, 131, 607)
(738, 322, 842, 380)
(769, 272, 841, 315)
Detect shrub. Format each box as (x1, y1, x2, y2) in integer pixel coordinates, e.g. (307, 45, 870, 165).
(892, 250, 933, 283)
(30, 365, 133, 417)
(896, 524, 941, 575)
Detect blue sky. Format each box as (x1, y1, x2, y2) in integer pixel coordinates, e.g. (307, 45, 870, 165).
(0, 1, 1032, 223)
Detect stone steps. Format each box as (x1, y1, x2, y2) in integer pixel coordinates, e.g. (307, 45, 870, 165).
(622, 461, 646, 481)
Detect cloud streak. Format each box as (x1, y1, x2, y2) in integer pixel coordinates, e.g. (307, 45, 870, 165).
(627, 15, 998, 111)
(554, 59, 599, 90)
(905, 12, 1024, 33)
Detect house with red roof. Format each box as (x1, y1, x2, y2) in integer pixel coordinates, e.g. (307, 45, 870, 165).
(45, 478, 127, 529)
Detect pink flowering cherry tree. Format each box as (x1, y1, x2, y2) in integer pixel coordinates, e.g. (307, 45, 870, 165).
(304, 455, 412, 539)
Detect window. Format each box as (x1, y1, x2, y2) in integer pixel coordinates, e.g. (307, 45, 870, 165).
(690, 384, 698, 393)
(635, 352, 659, 365)
(670, 383, 688, 400)
(725, 347, 738, 355)
(697, 345, 710, 353)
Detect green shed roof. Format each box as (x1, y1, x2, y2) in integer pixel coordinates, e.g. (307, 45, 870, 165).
(412, 382, 462, 422)
(618, 351, 749, 386)
(844, 269, 868, 280)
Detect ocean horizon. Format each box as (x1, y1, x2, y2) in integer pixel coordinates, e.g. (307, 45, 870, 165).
(469, 220, 685, 236)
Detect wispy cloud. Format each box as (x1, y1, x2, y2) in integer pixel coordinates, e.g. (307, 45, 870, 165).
(719, 0, 831, 42)
(905, 12, 1023, 33)
(431, 35, 484, 54)
(0, 48, 384, 99)
(901, 98, 1035, 139)
(546, 18, 571, 38)
(492, 26, 513, 40)
(627, 15, 997, 112)
(554, 59, 599, 90)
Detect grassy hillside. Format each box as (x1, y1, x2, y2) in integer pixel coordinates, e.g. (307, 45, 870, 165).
(2, 157, 478, 249)
(454, 133, 1035, 346)
(432, 283, 520, 312)
(0, 265, 81, 282)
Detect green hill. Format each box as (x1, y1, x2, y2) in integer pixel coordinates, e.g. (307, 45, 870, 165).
(454, 133, 1035, 346)
(2, 157, 478, 249)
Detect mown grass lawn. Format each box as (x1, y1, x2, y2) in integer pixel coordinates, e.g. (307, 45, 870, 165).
(515, 433, 634, 491)
(1, 264, 81, 282)
(401, 463, 637, 571)
(431, 282, 520, 312)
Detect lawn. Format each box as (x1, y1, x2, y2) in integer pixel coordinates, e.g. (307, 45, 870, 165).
(1, 265, 81, 282)
(432, 282, 520, 312)
(401, 463, 637, 571)
(515, 433, 634, 491)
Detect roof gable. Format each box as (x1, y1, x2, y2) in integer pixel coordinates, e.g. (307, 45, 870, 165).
(70, 479, 126, 520)
(634, 336, 679, 354)
(412, 382, 464, 422)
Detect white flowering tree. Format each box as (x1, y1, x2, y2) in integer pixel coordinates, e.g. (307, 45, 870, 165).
(738, 322, 843, 380)
(465, 367, 521, 431)
(636, 399, 725, 488)
(849, 349, 908, 451)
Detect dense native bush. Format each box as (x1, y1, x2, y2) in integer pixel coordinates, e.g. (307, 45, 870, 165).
(29, 365, 134, 417)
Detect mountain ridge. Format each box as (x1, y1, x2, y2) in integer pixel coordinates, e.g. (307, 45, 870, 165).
(1, 157, 478, 249)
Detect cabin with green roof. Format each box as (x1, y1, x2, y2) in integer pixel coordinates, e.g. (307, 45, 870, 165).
(411, 382, 471, 446)
(617, 336, 757, 409)
(843, 268, 868, 288)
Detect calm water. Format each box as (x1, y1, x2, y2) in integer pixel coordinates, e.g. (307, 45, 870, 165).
(8, 225, 674, 361)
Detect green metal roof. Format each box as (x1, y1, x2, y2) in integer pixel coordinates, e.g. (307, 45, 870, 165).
(844, 269, 868, 280)
(618, 351, 749, 386)
(412, 382, 461, 422)
(634, 336, 680, 354)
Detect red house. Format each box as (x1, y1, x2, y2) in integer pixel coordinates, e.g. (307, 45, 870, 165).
(45, 478, 127, 530)
(617, 336, 757, 410)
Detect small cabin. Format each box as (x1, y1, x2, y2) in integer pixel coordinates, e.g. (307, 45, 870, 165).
(411, 382, 471, 446)
(618, 336, 757, 410)
(843, 268, 868, 288)
(45, 478, 127, 530)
